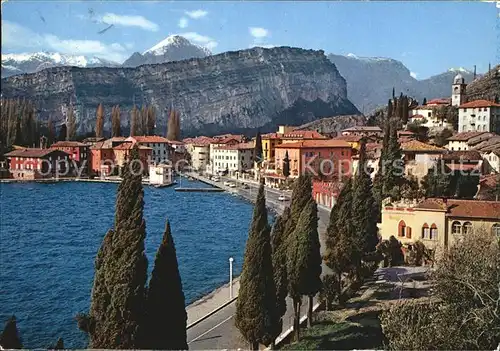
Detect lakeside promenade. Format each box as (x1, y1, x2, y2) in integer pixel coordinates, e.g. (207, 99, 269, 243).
(184, 172, 331, 349)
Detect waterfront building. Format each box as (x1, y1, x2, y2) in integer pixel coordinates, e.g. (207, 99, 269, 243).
(112, 142, 152, 173)
(209, 136, 241, 174)
(5, 148, 70, 179)
(90, 137, 127, 176)
(126, 136, 171, 164)
(458, 100, 500, 133)
(149, 164, 173, 185)
(50, 141, 90, 174)
(340, 126, 383, 138)
(271, 139, 352, 185)
(212, 141, 255, 176)
(183, 136, 215, 172)
(378, 197, 500, 255)
(312, 180, 343, 209)
(401, 140, 446, 180)
(260, 126, 326, 171)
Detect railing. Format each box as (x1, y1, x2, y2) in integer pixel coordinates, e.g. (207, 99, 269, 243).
(186, 297, 238, 330)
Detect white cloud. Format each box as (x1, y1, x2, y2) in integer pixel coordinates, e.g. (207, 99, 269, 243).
(125, 42, 135, 50)
(179, 32, 217, 51)
(178, 17, 189, 29)
(2, 20, 128, 63)
(185, 10, 208, 19)
(249, 27, 269, 38)
(100, 13, 159, 32)
(410, 71, 418, 79)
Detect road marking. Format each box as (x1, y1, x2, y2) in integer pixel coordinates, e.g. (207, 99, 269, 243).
(187, 315, 234, 344)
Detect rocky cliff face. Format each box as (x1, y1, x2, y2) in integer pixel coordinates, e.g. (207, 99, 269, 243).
(1, 47, 359, 136)
(465, 64, 500, 102)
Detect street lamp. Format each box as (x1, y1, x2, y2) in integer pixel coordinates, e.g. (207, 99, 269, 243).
(229, 257, 234, 299)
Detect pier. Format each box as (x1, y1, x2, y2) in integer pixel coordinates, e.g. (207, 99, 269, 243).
(175, 187, 224, 192)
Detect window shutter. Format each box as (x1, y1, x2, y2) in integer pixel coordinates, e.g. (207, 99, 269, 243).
(407, 227, 412, 239)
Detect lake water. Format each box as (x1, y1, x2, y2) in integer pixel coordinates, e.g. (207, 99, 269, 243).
(0, 179, 262, 348)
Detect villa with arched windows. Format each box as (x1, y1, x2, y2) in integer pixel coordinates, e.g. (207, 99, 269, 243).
(379, 198, 500, 252)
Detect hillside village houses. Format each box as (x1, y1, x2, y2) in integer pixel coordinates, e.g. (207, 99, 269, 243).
(457, 99, 500, 133)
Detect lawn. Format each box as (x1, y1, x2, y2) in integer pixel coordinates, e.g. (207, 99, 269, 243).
(280, 310, 385, 350)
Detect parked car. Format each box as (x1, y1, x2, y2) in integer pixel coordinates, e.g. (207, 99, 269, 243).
(212, 177, 220, 182)
(224, 181, 232, 186)
(229, 183, 237, 188)
(278, 195, 289, 201)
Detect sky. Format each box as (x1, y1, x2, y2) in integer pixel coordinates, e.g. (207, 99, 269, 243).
(2, 1, 499, 79)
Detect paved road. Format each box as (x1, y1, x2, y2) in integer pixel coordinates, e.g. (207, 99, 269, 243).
(186, 174, 331, 349)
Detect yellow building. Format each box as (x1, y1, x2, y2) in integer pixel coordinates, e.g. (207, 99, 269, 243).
(379, 198, 500, 254)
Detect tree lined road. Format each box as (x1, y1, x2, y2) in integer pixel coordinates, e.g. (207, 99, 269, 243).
(185, 174, 332, 349)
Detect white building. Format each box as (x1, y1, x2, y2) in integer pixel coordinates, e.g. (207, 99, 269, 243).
(483, 150, 500, 174)
(458, 100, 500, 133)
(149, 164, 173, 185)
(409, 99, 453, 129)
(209, 136, 241, 174)
(126, 136, 171, 164)
(212, 142, 254, 175)
(446, 132, 494, 151)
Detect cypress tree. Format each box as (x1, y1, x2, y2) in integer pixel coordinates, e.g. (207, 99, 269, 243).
(130, 105, 138, 137)
(58, 124, 67, 142)
(145, 220, 187, 350)
(47, 117, 55, 146)
(282, 151, 290, 178)
(422, 97, 427, 105)
(146, 106, 156, 136)
(352, 141, 379, 253)
(95, 103, 104, 138)
(254, 131, 263, 165)
(271, 207, 291, 338)
(421, 160, 451, 197)
(83, 146, 148, 348)
(287, 199, 322, 339)
(235, 181, 280, 350)
(167, 109, 180, 141)
(383, 120, 405, 200)
(66, 106, 76, 141)
(0, 315, 22, 349)
(112, 105, 122, 137)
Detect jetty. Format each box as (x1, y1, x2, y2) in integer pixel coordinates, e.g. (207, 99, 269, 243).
(175, 187, 224, 192)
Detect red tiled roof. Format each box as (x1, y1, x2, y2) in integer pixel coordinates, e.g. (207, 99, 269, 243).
(113, 143, 152, 150)
(445, 163, 481, 171)
(333, 135, 364, 142)
(5, 148, 69, 158)
(166, 139, 184, 145)
(275, 139, 351, 149)
(416, 198, 500, 220)
(282, 130, 327, 139)
(410, 114, 425, 119)
(341, 126, 382, 132)
(459, 100, 500, 108)
(445, 199, 500, 220)
(183, 136, 216, 146)
(213, 134, 246, 143)
(446, 131, 490, 141)
(426, 98, 451, 105)
(129, 136, 170, 143)
(215, 142, 255, 150)
(443, 150, 483, 161)
(401, 140, 446, 152)
(398, 130, 416, 136)
(262, 133, 281, 140)
(50, 141, 87, 147)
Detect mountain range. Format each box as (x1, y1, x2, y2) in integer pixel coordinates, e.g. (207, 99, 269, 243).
(2, 35, 479, 115)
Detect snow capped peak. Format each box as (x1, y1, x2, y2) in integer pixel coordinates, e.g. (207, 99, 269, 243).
(448, 67, 471, 74)
(2, 52, 118, 67)
(347, 53, 358, 58)
(143, 35, 211, 56)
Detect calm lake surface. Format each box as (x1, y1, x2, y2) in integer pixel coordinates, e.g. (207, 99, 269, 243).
(0, 179, 261, 348)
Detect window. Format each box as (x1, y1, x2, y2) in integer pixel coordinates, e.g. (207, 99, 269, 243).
(452, 221, 461, 235)
(398, 220, 411, 238)
(430, 224, 438, 240)
(492, 224, 500, 237)
(463, 221, 473, 235)
(422, 223, 430, 239)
